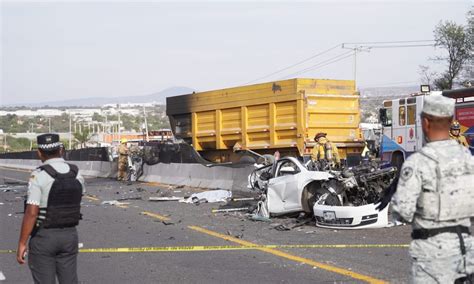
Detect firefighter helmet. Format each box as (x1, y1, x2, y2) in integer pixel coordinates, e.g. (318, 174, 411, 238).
(314, 132, 327, 141)
(451, 120, 461, 131)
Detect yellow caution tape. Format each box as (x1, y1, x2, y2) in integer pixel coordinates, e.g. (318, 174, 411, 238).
(0, 243, 408, 254)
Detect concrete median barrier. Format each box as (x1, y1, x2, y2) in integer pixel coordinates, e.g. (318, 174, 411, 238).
(0, 159, 254, 191)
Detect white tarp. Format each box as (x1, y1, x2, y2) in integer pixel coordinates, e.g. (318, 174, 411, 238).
(182, 189, 232, 204)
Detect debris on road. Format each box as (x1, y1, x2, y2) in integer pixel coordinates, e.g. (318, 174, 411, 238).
(0, 271, 5, 281)
(246, 214, 271, 222)
(117, 196, 142, 201)
(101, 200, 130, 206)
(3, 180, 27, 186)
(272, 224, 291, 231)
(211, 207, 249, 213)
(183, 189, 232, 204)
(149, 197, 183, 202)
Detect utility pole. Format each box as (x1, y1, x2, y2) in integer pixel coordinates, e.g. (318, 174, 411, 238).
(341, 44, 370, 90)
(69, 114, 72, 150)
(29, 123, 33, 150)
(143, 105, 149, 142)
(118, 104, 121, 142)
(48, 118, 51, 132)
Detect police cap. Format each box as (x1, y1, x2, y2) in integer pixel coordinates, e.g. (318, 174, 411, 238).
(422, 95, 455, 117)
(37, 133, 61, 152)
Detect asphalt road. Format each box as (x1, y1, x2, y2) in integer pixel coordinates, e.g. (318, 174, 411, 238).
(0, 166, 414, 283)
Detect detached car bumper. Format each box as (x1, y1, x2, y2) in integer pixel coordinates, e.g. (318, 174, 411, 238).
(313, 203, 389, 229)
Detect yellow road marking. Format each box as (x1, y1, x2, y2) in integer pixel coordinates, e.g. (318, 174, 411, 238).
(188, 226, 387, 284)
(0, 243, 409, 254)
(84, 195, 100, 202)
(141, 211, 170, 221)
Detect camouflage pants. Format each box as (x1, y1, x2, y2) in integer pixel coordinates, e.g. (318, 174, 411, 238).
(409, 232, 474, 283)
(117, 157, 128, 181)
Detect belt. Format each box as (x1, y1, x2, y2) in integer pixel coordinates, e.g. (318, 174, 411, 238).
(411, 225, 471, 240)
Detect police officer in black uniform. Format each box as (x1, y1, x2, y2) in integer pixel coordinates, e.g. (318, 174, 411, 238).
(17, 133, 85, 284)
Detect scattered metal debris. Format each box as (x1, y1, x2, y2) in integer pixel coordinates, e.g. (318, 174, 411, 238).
(246, 214, 271, 222)
(4, 180, 27, 186)
(149, 197, 183, 202)
(117, 196, 142, 201)
(211, 207, 249, 213)
(101, 200, 129, 206)
(273, 224, 291, 231)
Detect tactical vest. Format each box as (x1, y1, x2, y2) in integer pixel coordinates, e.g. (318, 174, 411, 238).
(38, 164, 83, 228)
(417, 146, 474, 221)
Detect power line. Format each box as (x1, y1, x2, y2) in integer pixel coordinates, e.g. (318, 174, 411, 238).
(342, 40, 434, 45)
(359, 81, 420, 89)
(280, 51, 354, 79)
(244, 39, 436, 85)
(367, 44, 435, 49)
(244, 44, 341, 84)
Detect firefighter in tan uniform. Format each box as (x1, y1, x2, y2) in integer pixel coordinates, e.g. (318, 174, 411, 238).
(311, 132, 341, 168)
(391, 95, 474, 283)
(450, 120, 469, 147)
(117, 138, 129, 181)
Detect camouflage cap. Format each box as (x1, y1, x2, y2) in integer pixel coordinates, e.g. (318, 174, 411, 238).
(422, 95, 455, 117)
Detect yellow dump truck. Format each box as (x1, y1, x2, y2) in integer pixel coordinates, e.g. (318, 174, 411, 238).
(166, 78, 364, 163)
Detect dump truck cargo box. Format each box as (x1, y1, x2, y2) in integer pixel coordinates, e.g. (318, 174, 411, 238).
(167, 78, 363, 162)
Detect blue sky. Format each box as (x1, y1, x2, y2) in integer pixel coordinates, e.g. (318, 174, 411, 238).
(1, 1, 471, 105)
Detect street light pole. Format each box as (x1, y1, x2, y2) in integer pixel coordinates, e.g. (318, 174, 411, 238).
(143, 105, 149, 142)
(69, 114, 72, 150)
(118, 104, 121, 142)
(341, 44, 370, 90)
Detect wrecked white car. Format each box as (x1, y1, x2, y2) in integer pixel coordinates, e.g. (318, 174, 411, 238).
(249, 157, 396, 229)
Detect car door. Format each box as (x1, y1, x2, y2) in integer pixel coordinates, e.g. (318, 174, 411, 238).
(267, 159, 302, 214)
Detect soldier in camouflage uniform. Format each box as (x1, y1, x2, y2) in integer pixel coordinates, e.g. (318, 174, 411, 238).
(391, 95, 474, 283)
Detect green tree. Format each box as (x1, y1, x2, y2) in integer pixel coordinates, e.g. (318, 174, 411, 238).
(2, 136, 32, 152)
(433, 20, 473, 90)
(73, 128, 91, 149)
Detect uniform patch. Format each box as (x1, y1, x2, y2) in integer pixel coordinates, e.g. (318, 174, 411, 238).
(401, 167, 414, 181)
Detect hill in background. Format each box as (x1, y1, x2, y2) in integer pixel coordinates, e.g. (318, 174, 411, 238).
(7, 86, 195, 107)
